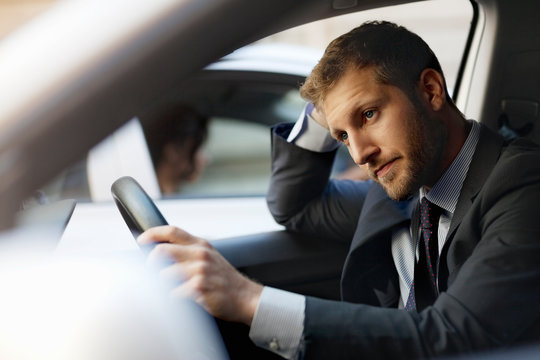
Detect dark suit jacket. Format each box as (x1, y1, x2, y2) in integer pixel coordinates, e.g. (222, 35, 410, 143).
(267, 122, 540, 359)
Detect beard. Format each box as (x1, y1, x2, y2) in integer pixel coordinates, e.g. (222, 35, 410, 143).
(369, 105, 447, 201)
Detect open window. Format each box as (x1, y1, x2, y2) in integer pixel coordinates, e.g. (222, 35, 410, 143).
(41, 0, 474, 203)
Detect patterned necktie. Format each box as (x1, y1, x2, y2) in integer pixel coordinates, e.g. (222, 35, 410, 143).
(405, 198, 442, 312)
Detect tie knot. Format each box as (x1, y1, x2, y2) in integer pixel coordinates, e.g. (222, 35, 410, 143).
(420, 198, 441, 229)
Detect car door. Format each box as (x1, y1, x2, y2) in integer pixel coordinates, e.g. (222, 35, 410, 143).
(9, 0, 474, 357)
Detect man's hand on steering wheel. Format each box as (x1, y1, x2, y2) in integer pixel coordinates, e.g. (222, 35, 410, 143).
(138, 225, 264, 326)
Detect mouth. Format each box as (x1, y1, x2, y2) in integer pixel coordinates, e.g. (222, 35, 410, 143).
(375, 159, 397, 179)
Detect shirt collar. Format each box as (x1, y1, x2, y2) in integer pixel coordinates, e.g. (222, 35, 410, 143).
(421, 120, 481, 214)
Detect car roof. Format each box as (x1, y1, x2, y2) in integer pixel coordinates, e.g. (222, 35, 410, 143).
(206, 43, 324, 76)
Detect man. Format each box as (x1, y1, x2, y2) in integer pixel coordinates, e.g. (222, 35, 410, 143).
(138, 21, 540, 359)
(142, 103, 208, 195)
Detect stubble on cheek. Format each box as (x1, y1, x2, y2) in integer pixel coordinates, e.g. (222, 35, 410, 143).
(373, 120, 432, 201)
(360, 102, 447, 201)
(378, 160, 417, 201)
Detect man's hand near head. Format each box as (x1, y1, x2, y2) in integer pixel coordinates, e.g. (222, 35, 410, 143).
(137, 225, 264, 325)
(309, 105, 329, 130)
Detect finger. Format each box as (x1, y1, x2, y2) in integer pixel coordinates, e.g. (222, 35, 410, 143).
(146, 241, 212, 267)
(146, 243, 183, 267)
(137, 225, 196, 246)
(169, 277, 209, 311)
(137, 225, 170, 246)
(310, 106, 329, 129)
(169, 281, 205, 307)
(159, 262, 188, 285)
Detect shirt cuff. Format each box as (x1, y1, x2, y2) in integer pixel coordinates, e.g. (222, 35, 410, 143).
(249, 287, 305, 359)
(287, 103, 339, 152)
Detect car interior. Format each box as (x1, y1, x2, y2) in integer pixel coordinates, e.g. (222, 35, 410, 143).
(1, 0, 540, 358)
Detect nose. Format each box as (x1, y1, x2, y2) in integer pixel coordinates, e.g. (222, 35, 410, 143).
(347, 132, 379, 165)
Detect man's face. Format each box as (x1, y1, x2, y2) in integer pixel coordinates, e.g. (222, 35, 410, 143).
(322, 66, 446, 200)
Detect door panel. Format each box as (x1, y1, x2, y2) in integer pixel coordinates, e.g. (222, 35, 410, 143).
(215, 230, 348, 299)
(212, 230, 349, 358)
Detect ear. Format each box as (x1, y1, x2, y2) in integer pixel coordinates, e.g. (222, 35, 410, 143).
(418, 68, 446, 111)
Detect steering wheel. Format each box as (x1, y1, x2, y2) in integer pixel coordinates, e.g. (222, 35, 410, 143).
(111, 176, 168, 241)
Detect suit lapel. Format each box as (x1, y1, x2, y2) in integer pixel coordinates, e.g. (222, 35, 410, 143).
(341, 183, 415, 305)
(350, 183, 414, 250)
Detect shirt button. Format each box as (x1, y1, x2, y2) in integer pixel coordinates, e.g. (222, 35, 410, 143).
(269, 338, 280, 351)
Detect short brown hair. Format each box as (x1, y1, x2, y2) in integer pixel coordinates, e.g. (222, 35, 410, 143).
(143, 103, 208, 172)
(300, 21, 450, 107)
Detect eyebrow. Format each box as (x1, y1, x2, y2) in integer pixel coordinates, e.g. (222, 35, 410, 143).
(347, 106, 364, 125)
(328, 105, 361, 140)
(353, 93, 387, 119)
(329, 128, 342, 140)
(329, 96, 384, 140)
(341, 100, 370, 129)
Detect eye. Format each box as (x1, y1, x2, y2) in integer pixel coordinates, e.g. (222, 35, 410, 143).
(339, 132, 349, 142)
(364, 110, 375, 120)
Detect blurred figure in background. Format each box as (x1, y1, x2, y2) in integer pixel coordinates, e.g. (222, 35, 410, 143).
(143, 104, 209, 195)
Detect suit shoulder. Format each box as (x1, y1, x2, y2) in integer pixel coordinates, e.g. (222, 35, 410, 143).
(498, 138, 540, 170)
(487, 138, 540, 191)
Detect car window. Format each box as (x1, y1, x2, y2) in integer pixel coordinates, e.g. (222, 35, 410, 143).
(40, 0, 473, 202)
(166, 0, 474, 198)
(179, 117, 273, 197)
(259, 0, 473, 95)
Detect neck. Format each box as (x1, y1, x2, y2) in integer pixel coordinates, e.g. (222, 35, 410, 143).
(422, 105, 470, 191)
(435, 107, 470, 182)
(156, 163, 178, 195)
(444, 109, 470, 165)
